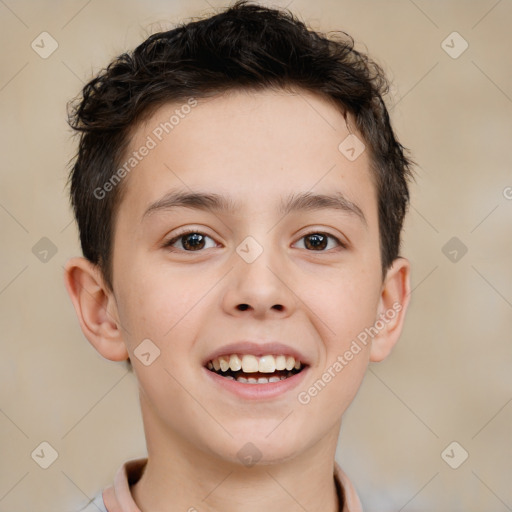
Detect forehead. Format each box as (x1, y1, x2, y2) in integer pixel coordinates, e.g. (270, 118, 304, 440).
(116, 87, 376, 225)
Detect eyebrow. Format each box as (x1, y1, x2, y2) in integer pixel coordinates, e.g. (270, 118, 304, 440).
(142, 189, 367, 226)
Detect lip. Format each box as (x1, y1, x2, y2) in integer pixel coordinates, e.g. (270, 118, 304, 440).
(203, 365, 309, 400)
(202, 341, 311, 367)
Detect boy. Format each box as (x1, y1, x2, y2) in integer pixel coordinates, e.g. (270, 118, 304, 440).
(64, 1, 413, 510)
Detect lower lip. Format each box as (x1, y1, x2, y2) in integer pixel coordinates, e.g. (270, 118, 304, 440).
(203, 366, 309, 400)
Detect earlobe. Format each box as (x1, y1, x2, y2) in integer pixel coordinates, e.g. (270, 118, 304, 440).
(369, 257, 411, 362)
(63, 257, 129, 362)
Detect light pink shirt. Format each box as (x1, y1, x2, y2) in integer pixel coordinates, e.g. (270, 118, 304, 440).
(85, 457, 363, 512)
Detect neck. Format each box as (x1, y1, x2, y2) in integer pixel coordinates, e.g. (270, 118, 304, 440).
(131, 392, 342, 512)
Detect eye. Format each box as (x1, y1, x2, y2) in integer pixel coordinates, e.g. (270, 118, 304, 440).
(293, 232, 344, 251)
(164, 230, 218, 252)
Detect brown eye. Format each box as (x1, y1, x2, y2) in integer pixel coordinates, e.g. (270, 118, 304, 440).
(304, 233, 327, 250)
(295, 232, 342, 251)
(165, 231, 217, 251)
(181, 233, 206, 250)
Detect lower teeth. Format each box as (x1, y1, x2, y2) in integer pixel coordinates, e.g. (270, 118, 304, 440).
(224, 372, 293, 384)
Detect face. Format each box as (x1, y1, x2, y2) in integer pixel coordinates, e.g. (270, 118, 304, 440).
(105, 88, 400, 465)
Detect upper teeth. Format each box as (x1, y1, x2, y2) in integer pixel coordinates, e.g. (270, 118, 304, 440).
(208, 354, 302, 373)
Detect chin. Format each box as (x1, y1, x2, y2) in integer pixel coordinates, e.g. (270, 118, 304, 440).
(202, 424, 311, 468)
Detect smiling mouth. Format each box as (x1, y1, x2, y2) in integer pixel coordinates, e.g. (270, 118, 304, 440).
(206, 354, 305, 384)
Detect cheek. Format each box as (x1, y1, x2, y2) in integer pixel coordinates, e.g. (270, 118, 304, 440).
(314, 271, 380, 405)
(115, 261, 190, 344)
(310, 267, 381, 347)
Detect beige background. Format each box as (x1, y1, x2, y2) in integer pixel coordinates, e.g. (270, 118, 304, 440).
(1, 0, 511, 510)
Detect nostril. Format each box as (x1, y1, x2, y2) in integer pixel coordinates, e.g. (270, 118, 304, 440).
(236, 304, 284, 311)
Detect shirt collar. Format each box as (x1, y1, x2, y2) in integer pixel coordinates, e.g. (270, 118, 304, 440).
(102, 457, 363, 512)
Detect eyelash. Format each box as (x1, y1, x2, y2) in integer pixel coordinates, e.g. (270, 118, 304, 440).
(162, 229, 346, 252)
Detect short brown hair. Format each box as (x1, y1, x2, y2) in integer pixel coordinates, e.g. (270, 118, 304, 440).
(67, 0, 414, 294)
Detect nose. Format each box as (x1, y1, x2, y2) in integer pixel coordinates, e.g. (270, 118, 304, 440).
(222, 244, 297, 320)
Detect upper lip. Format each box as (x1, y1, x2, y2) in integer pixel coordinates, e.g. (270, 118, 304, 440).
(203, 341, 310, 367)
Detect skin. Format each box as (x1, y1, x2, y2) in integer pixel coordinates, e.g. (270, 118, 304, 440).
(64, 87, 410, 512)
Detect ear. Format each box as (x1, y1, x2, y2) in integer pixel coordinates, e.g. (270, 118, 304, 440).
(63, 256, 129, 362)
(369, 257, 411, 362)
